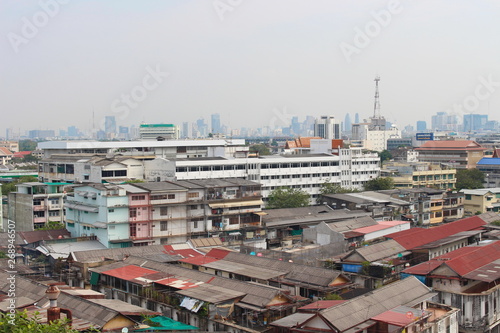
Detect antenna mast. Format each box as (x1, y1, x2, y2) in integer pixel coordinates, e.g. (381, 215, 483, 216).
(373, 75, 381, 118)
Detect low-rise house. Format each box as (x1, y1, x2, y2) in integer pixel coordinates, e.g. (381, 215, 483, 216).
(8, 182, 68, 231)
(460, 188, 500, 215)
(262, 205, 371, 248)
(382, 161, 457, 190)
(270, 276, 458, 333)
(179, 248, 352, 299)
(415, 140, 486, 169)
(0, 147, 13, 165)
(402, 240, 500, 332)
(89, 257, 304, 332)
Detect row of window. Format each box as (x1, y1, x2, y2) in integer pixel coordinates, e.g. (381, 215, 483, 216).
(261, 173, 341, 180)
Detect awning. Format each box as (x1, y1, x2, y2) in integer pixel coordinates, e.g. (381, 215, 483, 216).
(253, 211, 268, 216)
(209, 200, 263, 209)
(236, 302, 267, 312)
(65, 202, 98, 213)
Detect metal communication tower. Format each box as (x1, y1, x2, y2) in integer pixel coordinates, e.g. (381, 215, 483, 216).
(373, 75, 381, 118)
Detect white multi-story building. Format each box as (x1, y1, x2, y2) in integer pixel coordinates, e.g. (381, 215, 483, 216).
(139, 123, 180, 140)
(314, 116, 341, 139)
(351, 122, 402, 152)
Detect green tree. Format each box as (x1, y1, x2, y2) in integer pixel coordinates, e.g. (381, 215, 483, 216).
(1, 176, 39, 196)
(364, 177, 394, 191)
(18, 140, 38, 152)
(324, 293, 343, 300)
(124, 179, 144, 184)
(267, 187, 310, 209)
(455, 168, 484, 191)
(249, 144, 271, 156)
(378, 150, 392, 163)
(0, 310, 79, 333)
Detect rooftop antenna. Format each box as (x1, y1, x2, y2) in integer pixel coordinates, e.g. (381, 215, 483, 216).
(373, 75, 381, 118)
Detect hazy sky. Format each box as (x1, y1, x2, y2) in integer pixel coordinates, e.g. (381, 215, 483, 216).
(2, 0, 500, 137)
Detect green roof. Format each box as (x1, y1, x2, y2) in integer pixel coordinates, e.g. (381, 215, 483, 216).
(136, 316, 198, 331)
(140, 124, 175, 128)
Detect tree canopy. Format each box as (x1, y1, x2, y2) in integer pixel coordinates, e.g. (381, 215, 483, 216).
(0, 310, 80, 333)
(455, 168, 484, 191)
(249, 144, 271, 156)
(19, 140, 38, 152)
(363, 177, 394, 191)
(266, 187, 310, 209)
(1, 176, 39, 196)
(378, 150, 392, 163)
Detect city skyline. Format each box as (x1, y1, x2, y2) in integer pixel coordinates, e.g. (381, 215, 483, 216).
(2, 1, 500, 137)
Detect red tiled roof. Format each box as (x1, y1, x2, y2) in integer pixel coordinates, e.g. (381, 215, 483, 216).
(353, 221, 409, 235)
(0, 147, 13, 156)
(179, 255, 220, 265)
(205, 248, 231, 259)
(386, 216, 486, 250)
(102, 265, 158, 281)
(13, 151, 32, 158)
(371, 309, 423, 327)
(415, 140, 485, 151)
(403, 241, 500, 277)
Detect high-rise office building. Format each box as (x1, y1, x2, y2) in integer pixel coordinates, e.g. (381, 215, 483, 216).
(463, 114, 488, 132)
(105, 116, 116, 136)
(211, 114, 221, 134)
(314, 116, 341, 139)
(344, 113, 352, 133)
(416, 121, 427, 131)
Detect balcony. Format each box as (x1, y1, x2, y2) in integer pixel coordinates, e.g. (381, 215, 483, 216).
(33, 205, 46, 211)
(34, 217, 47, 223)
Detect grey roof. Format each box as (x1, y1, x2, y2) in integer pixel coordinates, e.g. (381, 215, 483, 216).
(324, 191, 410, 206)
(118, 184, 149, 193)
(263, 206, 371, 227)
(270, 312, 315, 328)
(134, 182, 188, 192)
(222, 252, 346, 288)
(345, 239, 406, 262)
(87, 298, 157, 314)
(320, 276, 434, 331)
(176, 283, 246, 303)
(326, 216, 378, 233)
(70, 244, 182, 263)
(95, 257, 290, 308)
(201, 260, 287, 280)
(37, 240, 107, 260)
(184, 179, 240, 188)
(481, 211, 500, 224)
(462, 259, 500, 282)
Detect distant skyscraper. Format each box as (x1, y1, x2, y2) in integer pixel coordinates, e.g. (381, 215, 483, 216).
(211, 113, 221, 134)
(354, 113, 360, 124)
(416, 121, 427, 131)
(291, 116, 300, 135)
(182, 122, 189, 138)
(105, 116, 116, 136)
(431, 112, 458, 131)
(196, 118, 208, 137)
(314, 116, 341, 139)
(68, 126, 78, 137)
(344, 113, 352, 133)
(463, 114, 488, 132)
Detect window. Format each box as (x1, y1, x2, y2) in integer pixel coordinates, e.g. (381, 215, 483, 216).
(189, 205, 198, 210)
(132, 195, 145, 201)
(188, 192, 199, 198)
(129, 208, 137, 218)
(193, 221, 198, 229)
(48, 211, 59, 217)
(465, 194, 472, 200)
(160, 221, 168, 231)
(160, 207, 168, 216)
(108, 209, 114, 213)
(168, 194, 175, 199)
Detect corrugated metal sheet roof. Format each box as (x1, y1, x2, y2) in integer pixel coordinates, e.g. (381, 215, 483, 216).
(386, 215, 487, 250)
(320, 276, 433, 331)
(270, 313, 315, 328)
(102, 265, 158, 281)
(176, 283, 246, 303)
(201, 260, 286, 280)
(70, 244, 181, 263)
(346, 239, 406, 263)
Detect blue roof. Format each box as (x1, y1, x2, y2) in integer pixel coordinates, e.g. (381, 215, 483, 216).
(477, 158, 500, 165)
